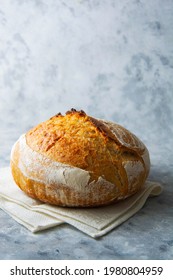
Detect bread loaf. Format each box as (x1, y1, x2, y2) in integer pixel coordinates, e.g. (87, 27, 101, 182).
(10, 109, 150, 207)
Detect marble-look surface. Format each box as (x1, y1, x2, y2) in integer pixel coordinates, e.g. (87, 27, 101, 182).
(0, 0, 173, 259)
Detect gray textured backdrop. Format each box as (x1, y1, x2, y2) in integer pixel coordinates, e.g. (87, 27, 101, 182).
(0, 0, 173, 259)
(0, 0, 172, 168)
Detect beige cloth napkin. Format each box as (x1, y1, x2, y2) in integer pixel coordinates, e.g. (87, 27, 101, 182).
(0, 167, 162, 238)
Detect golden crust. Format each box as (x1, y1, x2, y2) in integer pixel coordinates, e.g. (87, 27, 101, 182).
(10, 109, 150, 207)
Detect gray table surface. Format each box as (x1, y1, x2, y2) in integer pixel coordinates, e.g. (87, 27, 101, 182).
(0, 0, 173, 259)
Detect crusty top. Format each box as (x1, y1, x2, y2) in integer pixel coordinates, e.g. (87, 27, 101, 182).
(26, 109, 149, 191)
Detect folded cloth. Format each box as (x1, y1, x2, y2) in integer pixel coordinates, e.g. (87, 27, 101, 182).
(0, 167, 162, 238)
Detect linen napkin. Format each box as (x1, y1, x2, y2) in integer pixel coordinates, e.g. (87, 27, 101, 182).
(0, 167, 162, 238)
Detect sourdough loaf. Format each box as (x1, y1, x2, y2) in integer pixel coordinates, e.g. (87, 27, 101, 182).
(10, 109, 150, 207)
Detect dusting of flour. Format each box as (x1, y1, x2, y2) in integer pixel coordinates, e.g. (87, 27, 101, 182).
(11, 134, 90, 191)
(10, 135, 116, 197)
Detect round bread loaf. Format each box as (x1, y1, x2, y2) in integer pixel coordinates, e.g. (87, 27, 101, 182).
(10, 109, 150, 207)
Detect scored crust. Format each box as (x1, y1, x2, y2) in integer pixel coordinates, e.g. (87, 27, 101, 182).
(10, 109, 150, 207)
